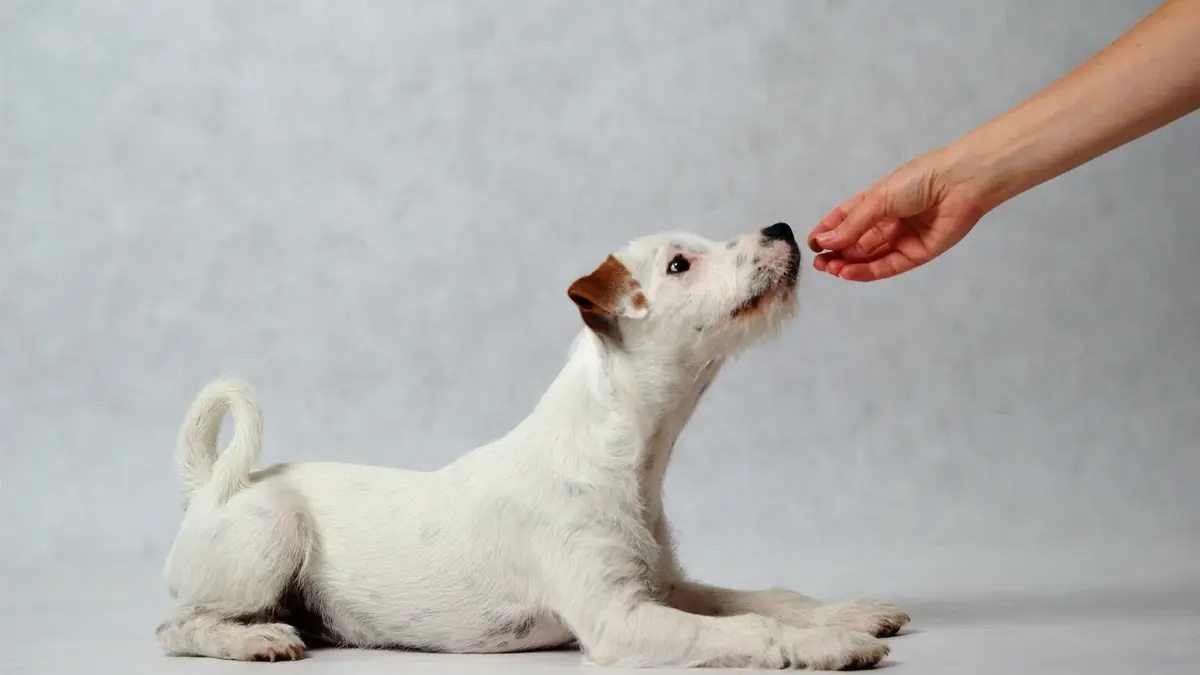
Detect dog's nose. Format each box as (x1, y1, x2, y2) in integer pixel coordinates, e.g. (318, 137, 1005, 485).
(761, 222, 795, 244)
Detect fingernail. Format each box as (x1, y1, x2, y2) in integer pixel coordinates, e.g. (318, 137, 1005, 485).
(815, 231, 836, 244)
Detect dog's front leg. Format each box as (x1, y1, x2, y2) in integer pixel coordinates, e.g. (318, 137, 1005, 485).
(546, 555, 887, 669)
(665, 579, 910, 638)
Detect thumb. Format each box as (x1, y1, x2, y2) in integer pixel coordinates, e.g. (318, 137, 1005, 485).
(813, 190, 891, 252)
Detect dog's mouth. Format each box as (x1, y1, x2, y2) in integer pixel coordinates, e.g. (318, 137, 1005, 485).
(731, 283, 787, 318)
(732, 253, 799, 319)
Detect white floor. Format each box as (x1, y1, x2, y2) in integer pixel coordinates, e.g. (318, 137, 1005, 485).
(5, 545, 1198, 675)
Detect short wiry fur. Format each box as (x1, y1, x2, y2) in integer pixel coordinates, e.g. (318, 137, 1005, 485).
(156, 223, 909, 668)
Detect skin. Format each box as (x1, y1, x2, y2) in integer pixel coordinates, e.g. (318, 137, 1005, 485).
(807, 0, 1200, 282)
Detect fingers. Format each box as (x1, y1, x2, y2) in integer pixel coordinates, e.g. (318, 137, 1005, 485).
(807, 192, 867, 252)
(815, 250, 917, 282)
(808, 191, 890, 252)
(811, 218, 899, 274)
(840, 217, 901, 260)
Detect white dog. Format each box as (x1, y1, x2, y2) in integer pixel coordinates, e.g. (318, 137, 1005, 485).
(156, 222, 909, 669)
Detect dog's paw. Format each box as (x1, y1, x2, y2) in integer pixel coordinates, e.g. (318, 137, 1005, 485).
(778, 626, 889, 670)
(222, 623, 306, 662)
(814, 601, 911, 638)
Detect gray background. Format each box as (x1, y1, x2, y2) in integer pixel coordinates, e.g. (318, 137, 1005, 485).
(2, 1, 1197, 673)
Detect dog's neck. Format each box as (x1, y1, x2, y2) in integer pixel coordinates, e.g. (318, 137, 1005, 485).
(522, 330, 723, 510)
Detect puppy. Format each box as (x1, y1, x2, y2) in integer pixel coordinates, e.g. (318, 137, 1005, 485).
(156, 222, 909, 669)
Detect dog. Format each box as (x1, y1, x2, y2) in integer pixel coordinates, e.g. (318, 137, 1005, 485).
(155, 222, 909, 669)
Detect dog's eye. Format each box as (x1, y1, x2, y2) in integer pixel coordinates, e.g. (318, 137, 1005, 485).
(666, 255, 690, 275)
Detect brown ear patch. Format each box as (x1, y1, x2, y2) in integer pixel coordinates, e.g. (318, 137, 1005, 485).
(567, 255, 639, 317)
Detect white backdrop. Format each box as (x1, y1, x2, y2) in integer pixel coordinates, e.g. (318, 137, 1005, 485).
(2, 1, 1197, 673)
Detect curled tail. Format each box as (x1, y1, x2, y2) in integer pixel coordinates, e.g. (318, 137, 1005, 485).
(176, 376, 263, 504)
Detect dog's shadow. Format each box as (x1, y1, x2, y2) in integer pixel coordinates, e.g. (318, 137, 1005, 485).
(891, 585, 1200, 628)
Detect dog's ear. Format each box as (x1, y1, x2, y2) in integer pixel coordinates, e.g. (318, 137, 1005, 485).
(567, 255, 649, 330)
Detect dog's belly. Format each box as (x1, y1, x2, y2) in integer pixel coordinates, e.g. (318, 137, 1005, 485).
(304, 585, 574, 653)
(450, 614, 575, 654)
(274, 461, 575, 653)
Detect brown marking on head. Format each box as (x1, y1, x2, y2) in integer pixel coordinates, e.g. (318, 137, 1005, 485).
(632, 292, 648, 310)
(567, 255, 640, 317)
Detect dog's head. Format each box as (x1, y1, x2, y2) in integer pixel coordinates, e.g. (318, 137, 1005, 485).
(567, 223, 801, 364)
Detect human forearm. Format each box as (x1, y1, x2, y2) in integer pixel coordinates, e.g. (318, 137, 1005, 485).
(951, 0, 1200, 210)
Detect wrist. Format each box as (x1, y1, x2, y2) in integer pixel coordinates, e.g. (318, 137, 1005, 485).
(930, 133, 1011, 216)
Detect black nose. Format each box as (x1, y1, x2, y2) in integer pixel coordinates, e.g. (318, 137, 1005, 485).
(761, 222, 795, 243)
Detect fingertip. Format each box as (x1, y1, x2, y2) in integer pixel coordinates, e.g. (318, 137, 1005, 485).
(811, 227, 844, 252)
(837, 266, 867, 282)
(841, 253, 913, 282)
(811, 221, 853, 252)
(809, 211, 845, 249)
(838, 258, 889, 282)
(811, 195, 872, 252)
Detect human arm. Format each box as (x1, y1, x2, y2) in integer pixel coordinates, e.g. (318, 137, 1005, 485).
(808, 0, 1200, 282)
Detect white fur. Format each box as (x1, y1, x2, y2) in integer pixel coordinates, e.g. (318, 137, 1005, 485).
(156, 224, 909, 668)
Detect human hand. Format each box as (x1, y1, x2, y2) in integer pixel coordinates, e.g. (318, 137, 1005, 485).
(806, 149, 993, 282)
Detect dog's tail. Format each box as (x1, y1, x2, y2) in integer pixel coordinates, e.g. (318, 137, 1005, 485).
(176, 376, 263, 504)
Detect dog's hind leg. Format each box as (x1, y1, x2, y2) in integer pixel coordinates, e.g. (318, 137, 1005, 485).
(155, 611, 305, 662)
(157, 494, 311, 661)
